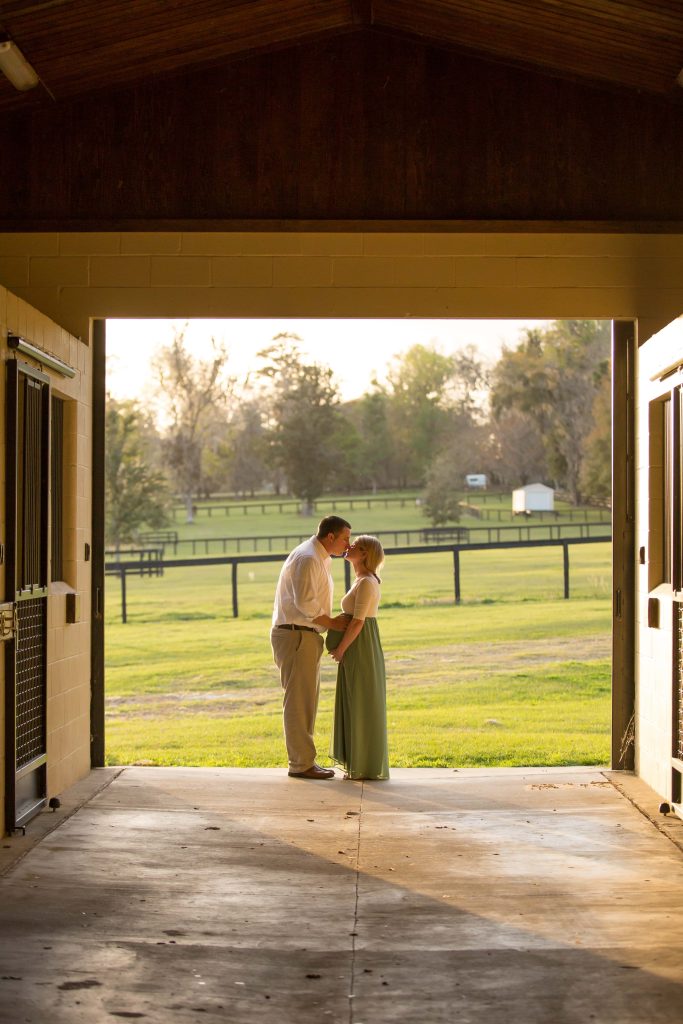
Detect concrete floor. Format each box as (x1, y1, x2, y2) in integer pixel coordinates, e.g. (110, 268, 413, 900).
(1, 766, 683, 1024)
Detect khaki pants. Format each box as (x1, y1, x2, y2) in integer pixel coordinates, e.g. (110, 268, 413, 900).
(270, 627, 325, 773)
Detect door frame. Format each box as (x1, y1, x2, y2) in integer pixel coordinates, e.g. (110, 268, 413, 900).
(90, 319, 106, 768)
(611, 321, 636, 770)
(4, 357, 51, 832)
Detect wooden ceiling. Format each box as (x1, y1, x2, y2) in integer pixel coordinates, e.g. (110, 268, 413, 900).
(1, 0, 682, 113)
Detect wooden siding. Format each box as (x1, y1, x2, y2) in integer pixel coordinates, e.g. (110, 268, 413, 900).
(0, 0, 682, 114)
(1, 34, 683, 228)
(375, 0, 683, 95)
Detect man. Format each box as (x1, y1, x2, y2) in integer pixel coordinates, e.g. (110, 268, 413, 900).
(271, 515, 352, 779)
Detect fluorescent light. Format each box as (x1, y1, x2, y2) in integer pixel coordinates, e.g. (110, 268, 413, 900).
(8, 334, 76, 378)
(0, 40, 39, 91)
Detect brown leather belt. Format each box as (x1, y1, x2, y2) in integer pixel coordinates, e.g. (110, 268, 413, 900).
(276, 623, 318, 633)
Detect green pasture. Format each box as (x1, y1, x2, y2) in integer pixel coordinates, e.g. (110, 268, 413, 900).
(159, 492, 609, 544)
(107, 542, 612, 624)
(104, 541, 612, 770)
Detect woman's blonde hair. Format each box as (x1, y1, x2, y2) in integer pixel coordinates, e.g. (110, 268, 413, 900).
(356, 534, 385, 581)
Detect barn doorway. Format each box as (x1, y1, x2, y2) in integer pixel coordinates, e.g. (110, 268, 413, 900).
(95, 316, 616, 772)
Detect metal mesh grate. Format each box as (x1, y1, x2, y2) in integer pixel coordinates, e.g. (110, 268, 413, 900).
(676, 604, 683, 762)
(15, 598, 47, 769)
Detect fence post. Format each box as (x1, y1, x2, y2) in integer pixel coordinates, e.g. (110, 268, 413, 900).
(120, 567, 127, 624)
(344, 557, 351, 592)
(453, 547, 461, 605)
(563, 542, 570, 599)
(231, 562, 239, 618)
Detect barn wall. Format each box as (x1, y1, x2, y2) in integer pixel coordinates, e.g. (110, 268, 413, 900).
(1, 35, 683, 228)
(0, 231, 681, 345)
(0, 288, 92, 834)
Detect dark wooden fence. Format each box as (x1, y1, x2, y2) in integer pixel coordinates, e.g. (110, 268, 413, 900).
(105, 535, 611, 624)
(169, 492, 608, 521)
(170, 494, 422, 519)
(136, 520, 610, 556)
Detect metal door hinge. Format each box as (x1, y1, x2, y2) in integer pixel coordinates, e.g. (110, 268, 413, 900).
(0, 602, 16, 642)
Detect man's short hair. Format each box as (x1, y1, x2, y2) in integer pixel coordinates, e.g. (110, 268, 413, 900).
(316, 515, 351, 539)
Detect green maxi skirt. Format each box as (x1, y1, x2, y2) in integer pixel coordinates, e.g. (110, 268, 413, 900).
(326, 617, 390, 780)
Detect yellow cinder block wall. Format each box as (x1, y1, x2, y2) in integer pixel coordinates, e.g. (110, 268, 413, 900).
(1, 231, 683, 341)
(0, 284, 92, 834)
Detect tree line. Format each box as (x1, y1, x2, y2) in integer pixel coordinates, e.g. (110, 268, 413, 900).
(105, 320, 611, 547)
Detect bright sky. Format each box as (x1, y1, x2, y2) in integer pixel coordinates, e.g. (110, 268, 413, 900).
(105, 318, 551, 403)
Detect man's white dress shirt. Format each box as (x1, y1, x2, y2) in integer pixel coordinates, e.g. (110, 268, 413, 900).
(271, 536, 333, 632)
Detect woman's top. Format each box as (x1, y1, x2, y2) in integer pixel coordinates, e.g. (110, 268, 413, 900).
(341, 574, 380, 620)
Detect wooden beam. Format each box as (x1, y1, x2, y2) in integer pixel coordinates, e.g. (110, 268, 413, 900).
(611, 320, 636, 771)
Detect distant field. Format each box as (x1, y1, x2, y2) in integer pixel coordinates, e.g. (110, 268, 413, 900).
(104, 530, 612, 770)
(156, 491, 609, 544)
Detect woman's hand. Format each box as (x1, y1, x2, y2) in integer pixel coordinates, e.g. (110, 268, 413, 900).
(330, 617, 363, 663)
(329, 612, 352, 630)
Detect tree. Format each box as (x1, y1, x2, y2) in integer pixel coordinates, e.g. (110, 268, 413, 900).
(323, 409, 365, 493)
(490, 320, 610, 503)
(211, 398, 270, 497)
(105, 397, 169, 549)
(422, 416, 489, 525)
(580, 372, 612, 503)
(153, 328, 233, 521)
(449, 344, 490, 419)
(345, 388, 398, 492)
(488, 408, 548, 487)
(385, 344, 456, 486)
(423, 456, 463, 526)
(257, 335, 342, 513)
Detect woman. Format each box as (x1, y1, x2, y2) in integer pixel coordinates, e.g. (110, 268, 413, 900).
(326, 535, 389, 780)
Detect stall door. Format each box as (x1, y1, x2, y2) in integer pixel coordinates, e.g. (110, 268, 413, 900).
(637, 324, 683, 805)
(4, 359, 50, 832)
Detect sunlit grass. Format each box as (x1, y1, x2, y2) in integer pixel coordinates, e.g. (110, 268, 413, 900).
(105, 658, 611, 769)
(105, 502, 612, 770)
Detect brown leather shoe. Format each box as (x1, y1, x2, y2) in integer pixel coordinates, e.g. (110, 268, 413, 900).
(288, 764, 335, 779)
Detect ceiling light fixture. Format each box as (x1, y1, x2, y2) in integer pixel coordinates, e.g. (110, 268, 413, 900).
(8, 334, 76, 378)
(0, 40, 39, 91)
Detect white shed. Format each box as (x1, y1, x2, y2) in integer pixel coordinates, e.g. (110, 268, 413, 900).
(512, 482, 554, 514)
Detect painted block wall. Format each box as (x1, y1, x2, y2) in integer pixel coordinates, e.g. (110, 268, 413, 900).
(0, 232, 683, 345)
(0, 286, 92, 834)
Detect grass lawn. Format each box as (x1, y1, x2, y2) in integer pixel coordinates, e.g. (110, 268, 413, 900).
(160, 492, 610, 544)
(105, 541, 612, 769)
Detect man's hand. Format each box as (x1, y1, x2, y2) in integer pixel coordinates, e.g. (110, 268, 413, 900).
(329, 613, 352, 631)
